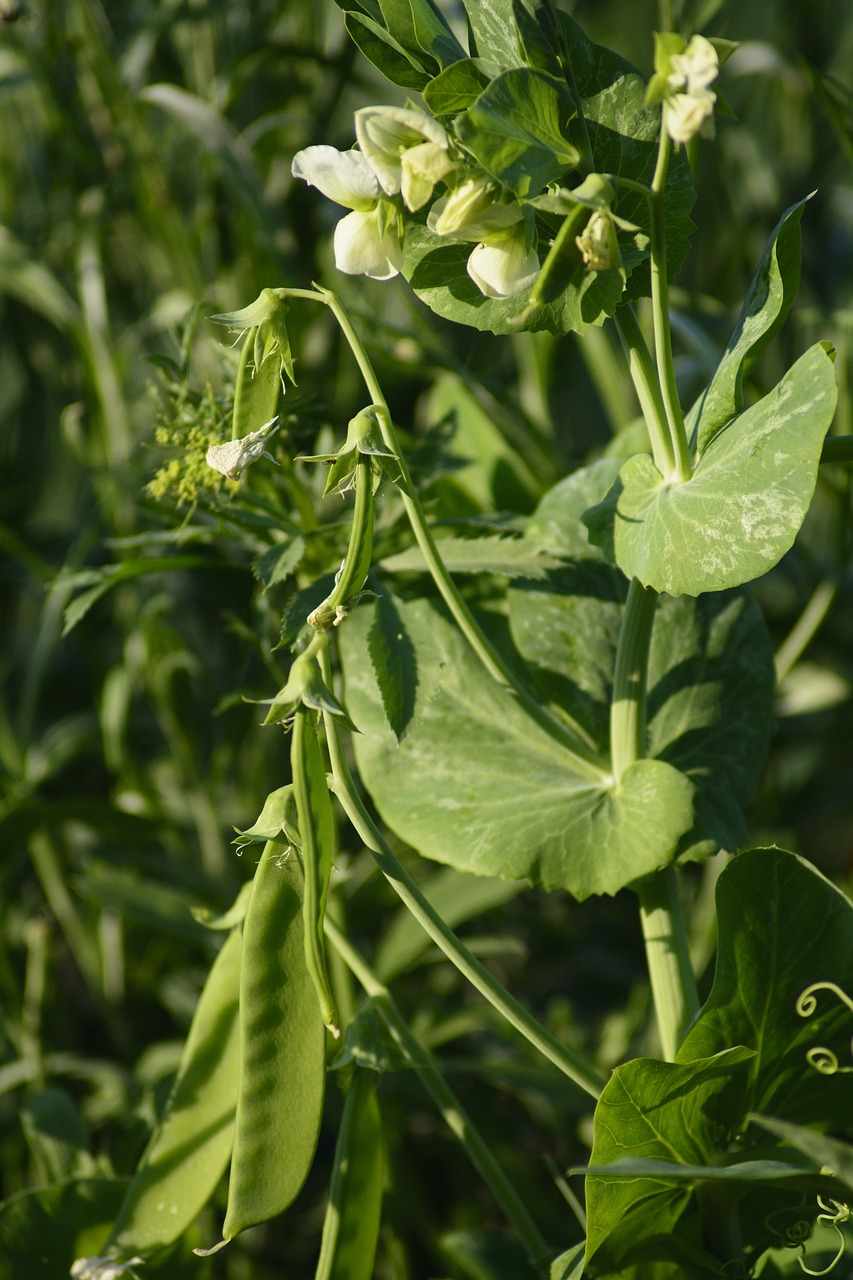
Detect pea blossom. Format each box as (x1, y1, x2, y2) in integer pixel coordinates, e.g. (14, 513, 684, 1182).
(354, 105, 454, 212)
(291, 145, 404, 280)
(663, 35, 719, 143)
(427, 176, 539, 299)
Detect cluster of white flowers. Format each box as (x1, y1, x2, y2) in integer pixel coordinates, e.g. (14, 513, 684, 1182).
(663, 35, 719, 144)
(291, 106, 538, 299)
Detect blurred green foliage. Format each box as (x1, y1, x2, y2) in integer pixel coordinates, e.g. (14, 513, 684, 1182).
(0, 1, 851, 1276)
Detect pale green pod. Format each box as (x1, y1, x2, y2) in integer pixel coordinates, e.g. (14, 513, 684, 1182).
(314, 1069, 384, 1280)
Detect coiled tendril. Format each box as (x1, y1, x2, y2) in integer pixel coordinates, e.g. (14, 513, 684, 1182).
(796, 982, 853, 1075)
(764, 1199, 851, 1277)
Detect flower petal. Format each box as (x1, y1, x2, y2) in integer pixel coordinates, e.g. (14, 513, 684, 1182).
(333, 209, 403, 280)
(355, 105, 449, 197)
(291, 145, 380, 211)
(428, 178, 521, 241)
(466, 229, 539, 299)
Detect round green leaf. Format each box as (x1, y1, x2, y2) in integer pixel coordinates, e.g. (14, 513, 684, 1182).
(340, 596, 696, 899)
(583, 344, 838, 595)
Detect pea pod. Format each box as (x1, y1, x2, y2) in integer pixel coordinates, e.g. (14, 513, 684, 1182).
(292, 706, 339, 1035)
(314, 1069, 384, 1280)
(108, 927, 242, 1254)
(308, 453, 374, 630)
(231, 328, 281, 442)
(220, 843, 326, 1242)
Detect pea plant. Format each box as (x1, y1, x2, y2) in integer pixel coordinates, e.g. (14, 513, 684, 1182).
(67, 1, 853, 1278)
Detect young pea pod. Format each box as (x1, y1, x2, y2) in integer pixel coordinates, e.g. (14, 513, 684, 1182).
(292, 706, 339, 1036)
(217, 843, 326, 1244)
(314, 1069, 384, 1280)
(308, 452, 374, 630)
(528, 202, 591, 309)
(107, 927, 242, 1255)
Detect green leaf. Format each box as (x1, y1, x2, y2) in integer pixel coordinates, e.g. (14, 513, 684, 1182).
(0, 1179, 127, 1280)
(367, 585, 422, 742)
(423, 59, 496, 116)
(340, 596, 696, 898)
(459, 0, 523, 69)
(583, 345, 838, 596)
(512, 0, 564, 76)
(343, 12, 431, 90)
(59, 556, 214, 636)
(746, 1118, 853, 1197)
(508, 460, 776, 857)
(252, 535, 306, 587)
(108, 929, 242, 1253)
(376, 0, 441, 75)
(584, 1048, 755, 1279)
(382, 535, 560, 578)
(404, 18, 695, 336)
(454, 68, 579, 198)
(550, 1244, 585, 1280)
(20, 1088, 92, 1184)
(686, 197, 810, 456)
(220, 850, 325, 1242)
(314, 1071, 384, 1280)
(405, 0, 467, 71)
(75, 864, 214, 943)
(677, 848, 853, 1134)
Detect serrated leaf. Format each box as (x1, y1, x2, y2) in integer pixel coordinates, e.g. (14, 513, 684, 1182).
(341, 596, 696, 899)
(686, 197, 810, 456)
(366, 585, 443, 741)
(252, 535, 305, 587)
(382, 535, 560, 578)
(584, 345, 838, 596)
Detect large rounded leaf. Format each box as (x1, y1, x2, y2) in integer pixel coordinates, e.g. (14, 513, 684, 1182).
(340, 596, 695, 899)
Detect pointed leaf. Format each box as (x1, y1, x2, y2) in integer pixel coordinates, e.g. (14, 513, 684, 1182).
(584, 345, 838, 596)
(687, 197, 810, 456)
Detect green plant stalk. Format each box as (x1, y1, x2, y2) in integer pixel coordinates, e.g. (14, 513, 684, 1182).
(612, 306, 677, 476)
(284, 285, 607, 779)
(774, 578, 838, 685)
(309, 453, 374, 630)
(324, 916, 553, 1277)
(649, 129, 692, 482)
(317, 650, 604, 1099)
(610, 579, 699, 1060)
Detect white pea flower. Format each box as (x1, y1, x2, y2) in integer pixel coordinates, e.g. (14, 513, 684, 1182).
(663, 35, 719, 143)
(466, 222, 540, 299)
(355, 106, 454, 211)
(427, 176, 538, 299)
(206, 416, 280, 480)
(291, 145, 404, 280)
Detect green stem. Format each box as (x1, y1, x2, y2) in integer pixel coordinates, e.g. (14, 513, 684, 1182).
(612, 308, 677, 476)
(324, 917, 553, 1276)
(610, 580, 699, 1059)
(609, 578, 657, 780)
(774, 579, 838, 685)
(649, 130, 692, 482)
(637, 869, 700, 1062)
(317, 650, 604, 1099)
(286, 284, 606, 780)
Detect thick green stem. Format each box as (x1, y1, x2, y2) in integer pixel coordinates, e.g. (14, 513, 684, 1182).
(612, 308, 676, 478)
(317, 650, 604, 1099)
(649, 130, 692, 482)
(609, 578, 657, 781)
(286, 284, 606, 779)
(324, 917, 553, 1276)
(610, 579, 699, 1059)
(637, 869, 700, 1061)
(774, 579, 838, 685)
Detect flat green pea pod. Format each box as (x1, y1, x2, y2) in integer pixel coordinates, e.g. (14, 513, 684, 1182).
(314, 1069, 384, 1280)
(231, 327, 281, 443)
(107, 927, 242, 1255)
(216, 843, 326, 1245)
(292, 706, 339, 1036)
